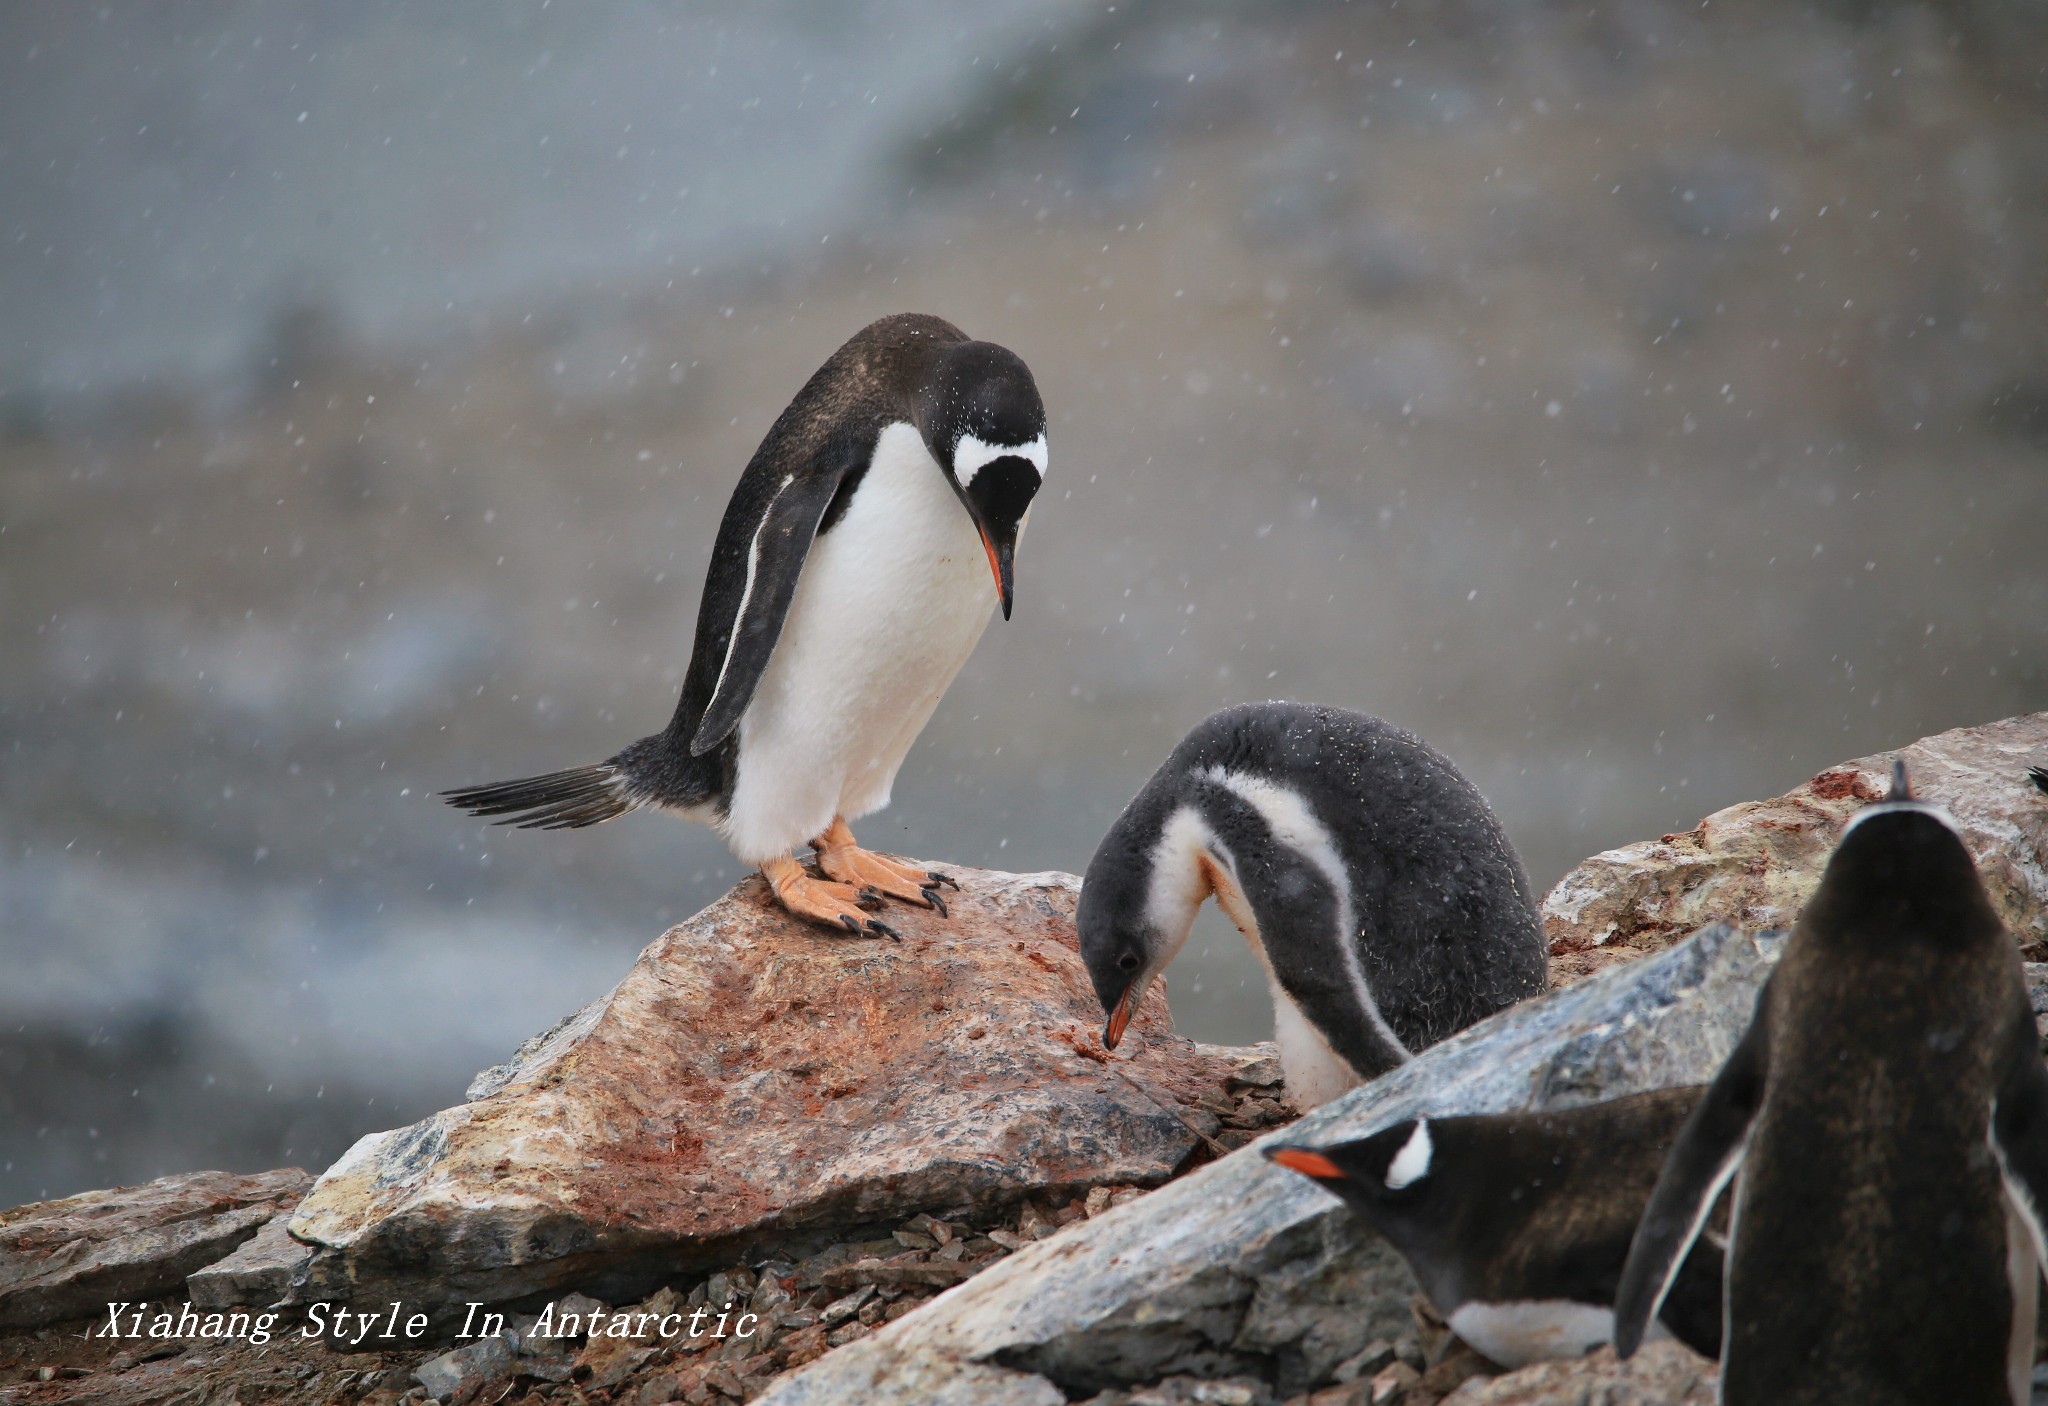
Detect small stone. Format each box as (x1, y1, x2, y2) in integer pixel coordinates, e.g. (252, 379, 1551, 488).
(414, 1334, 517, 1404)
(817, 1286, 874, 1327)
(824, 1320, 869, 1348)
(1369, 1362, 1421, 1404)
(902, 1214, 953, 1247)
(579, 1333, 655, 1390)
(1303, 1384, 1370, 1406)
(1017, 1202, 1056, 1241)
(1393, 1333, 1426, 1370)
(985, 1229, 1029, 1252)
(625, 1372, 683, 1406)
(1334, 1342, 1398, 1383)
(892, 1230, 938, 1251)
(1419, 1342, 1492, 1395)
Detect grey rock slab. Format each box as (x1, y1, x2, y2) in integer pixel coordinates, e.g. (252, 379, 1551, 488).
(287, 868, 1250, 1313)
(0, 1168, 309, 1330)
(758, 923, 1780, 1404)
(185, 1212, 313, 1310)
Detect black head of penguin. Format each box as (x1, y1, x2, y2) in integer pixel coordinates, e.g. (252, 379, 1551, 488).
(915, 340, 1046, 620)
(1076, 777, 1184, 1049)
(1807, 796, 1997, 955)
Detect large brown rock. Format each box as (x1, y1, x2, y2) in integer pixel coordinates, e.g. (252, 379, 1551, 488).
(286, 867, 1244, 1312)
(0, 1168, 308, 1329)
(1544, 711, 2048, 981)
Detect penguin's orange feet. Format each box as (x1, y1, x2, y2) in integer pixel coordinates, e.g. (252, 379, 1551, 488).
(812, 817, 956, 916)
(761, 854, 899, 940)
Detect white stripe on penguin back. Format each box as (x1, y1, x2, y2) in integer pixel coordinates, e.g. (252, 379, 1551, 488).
(1200, 765, 1414, 1063)
(953, 431, 1048, 489)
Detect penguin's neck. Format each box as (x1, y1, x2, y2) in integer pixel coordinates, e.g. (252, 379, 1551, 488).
(1145, 793, 1374, 1109)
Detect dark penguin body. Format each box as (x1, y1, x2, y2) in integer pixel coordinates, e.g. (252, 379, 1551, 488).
(1615, 767, 2048, 1406)
(1267, 1086, 1723, 1366)
(445, 314, 1047, 932)
(1078, 703, 1547, 1106)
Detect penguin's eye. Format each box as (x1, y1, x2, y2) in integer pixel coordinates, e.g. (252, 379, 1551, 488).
(1117, 952, 1141, 973)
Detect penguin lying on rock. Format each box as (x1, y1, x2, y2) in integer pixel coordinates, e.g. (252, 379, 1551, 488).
(1266, 1086, 1724, 1368)
(1616, 762, 2048, 1406)
(445, 314, 1047, 936)
(1078, 703, 1547, 1107)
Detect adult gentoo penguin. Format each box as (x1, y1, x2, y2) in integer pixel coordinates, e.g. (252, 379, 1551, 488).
(1078, 703, 1547, 1107)
(1266, 1087, 1724, 1366)
(445, 314, 1047, 935)
(1615, 762, 2048, 1406)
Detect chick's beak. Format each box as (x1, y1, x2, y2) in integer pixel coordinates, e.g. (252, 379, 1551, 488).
(1102, 982, 1139, 1050)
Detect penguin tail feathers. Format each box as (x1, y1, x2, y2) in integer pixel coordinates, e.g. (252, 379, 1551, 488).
(442, 764, 643, 830)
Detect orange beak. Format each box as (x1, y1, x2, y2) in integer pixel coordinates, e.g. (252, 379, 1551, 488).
(977, 524, 1015, 620)
(1102, 984, 1139, 1050)
(1266, 1147, 1346, 1181)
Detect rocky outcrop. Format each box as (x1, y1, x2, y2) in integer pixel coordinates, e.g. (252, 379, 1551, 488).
(284, 868, 1254, 1314)
(1544, 711, 2048, 982)
(0, 1169, 307, 1330)
(757, 923, 1780, 1404)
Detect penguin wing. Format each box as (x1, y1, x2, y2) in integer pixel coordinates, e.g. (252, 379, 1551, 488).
(689, 457, 858, 756)
(1612, 1003, 1770, 1359)
(1991, 995, 2048, 1270)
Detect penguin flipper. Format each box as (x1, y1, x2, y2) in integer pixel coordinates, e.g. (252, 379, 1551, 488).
(1991, 997, 2048, 1270)
(690, 460, 853, 757)
(1614, 1004, 1770, 1359)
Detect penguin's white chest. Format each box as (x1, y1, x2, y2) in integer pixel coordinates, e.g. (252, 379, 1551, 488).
(722, 422, 998, 861)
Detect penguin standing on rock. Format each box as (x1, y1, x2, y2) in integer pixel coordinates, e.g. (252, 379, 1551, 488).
(1078, 703, 1548, 1107)
(1615, 762, 2048, 1406)
(1266, 1086, 1724, 1367)
(445, 314, 1047, 936)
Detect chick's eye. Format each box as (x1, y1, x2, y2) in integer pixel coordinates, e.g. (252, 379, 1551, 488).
(1117, 952, 1141, 973)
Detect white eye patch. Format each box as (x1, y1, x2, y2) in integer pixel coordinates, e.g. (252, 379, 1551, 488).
(954, 431, 1048, 489)
(1385, 1118, 1433, 1189)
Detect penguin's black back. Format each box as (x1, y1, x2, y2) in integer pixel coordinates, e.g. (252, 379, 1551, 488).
(1121, 702, 1546, 1055)
(1725, 808, 2024, 1403)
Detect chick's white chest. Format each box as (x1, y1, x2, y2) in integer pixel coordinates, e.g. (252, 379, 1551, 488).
(723, 422, 996, 859)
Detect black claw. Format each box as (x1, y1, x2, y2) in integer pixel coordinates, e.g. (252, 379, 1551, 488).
(855, 886, 886, 911)
(928, 871, 960, 891)
(921, 886, 949, 918)
(867, 919, 901, 941)
(838, 914, 864, 935)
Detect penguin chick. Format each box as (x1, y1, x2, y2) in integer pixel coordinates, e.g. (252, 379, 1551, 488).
(1616, 760, 2048, 1406)
(1078, 703, 1547, 1107)
(444, 314, 1046, 935)
(1267, 1086, 1724, 1367)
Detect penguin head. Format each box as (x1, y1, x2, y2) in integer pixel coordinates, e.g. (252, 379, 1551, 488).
(918, 340, 1047, 620)
(1811, 759, 1999, 949)
(1267, 1118, 1439, 1222)
(1079, 794, 1222, 1050)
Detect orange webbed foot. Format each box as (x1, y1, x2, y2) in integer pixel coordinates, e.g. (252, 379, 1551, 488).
(812, 817, 957, 916)
(761, 853, 899, 939)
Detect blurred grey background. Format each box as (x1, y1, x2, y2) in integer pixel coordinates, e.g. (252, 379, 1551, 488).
(4, 0, 2046, 1207)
